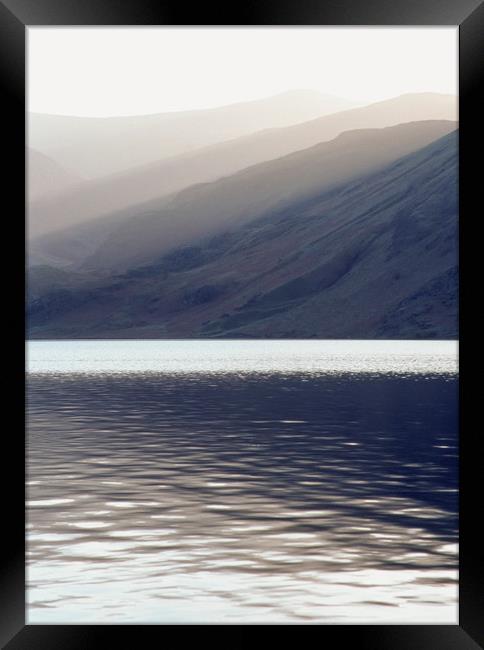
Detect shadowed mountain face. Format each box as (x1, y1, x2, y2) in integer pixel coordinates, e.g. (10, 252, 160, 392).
(29, 90, 358, 179)
(28, 92, 456, 241)
(27, 130, 458, 340)
(30, 119, 455, 272)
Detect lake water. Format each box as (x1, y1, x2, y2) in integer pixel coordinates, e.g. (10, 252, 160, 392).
(27, 340, 459, 623)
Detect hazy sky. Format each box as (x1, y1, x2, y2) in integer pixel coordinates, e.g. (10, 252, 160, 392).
(28, 27, 458, 117)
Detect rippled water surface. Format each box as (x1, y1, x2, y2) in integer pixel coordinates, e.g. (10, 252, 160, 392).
(27, 340, 458, 623)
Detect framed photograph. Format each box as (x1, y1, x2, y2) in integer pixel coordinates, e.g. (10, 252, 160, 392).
(1, 0, 482, 646)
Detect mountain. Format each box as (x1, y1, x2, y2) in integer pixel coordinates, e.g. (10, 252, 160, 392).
(28, 90, 357, 179)
(30, 119, 455, 273)
(27, 265, 105, 303)
(27, 130, 458, 340)
(28, 92, 456, 241)
(27, 149, 81, 202)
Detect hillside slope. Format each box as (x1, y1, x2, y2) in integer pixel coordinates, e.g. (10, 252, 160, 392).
(28, 92, 455, 241)
(30, 119, 456, 272)
(27, 131, 458, 340)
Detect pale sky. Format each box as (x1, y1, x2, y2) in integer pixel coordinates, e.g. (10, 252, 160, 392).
(28, 27, 458, 117)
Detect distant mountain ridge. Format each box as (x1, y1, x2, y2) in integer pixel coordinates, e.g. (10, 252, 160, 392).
(28, 130, 458, 340)
(28, 92, 456, 241)
(29, 90, 358, 179)
(29, 119, 456, 272)
(27, 149, 82, 201)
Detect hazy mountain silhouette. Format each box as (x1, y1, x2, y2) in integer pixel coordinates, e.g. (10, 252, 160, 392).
(28, 130, 458, 340)
(27, 149, 82, 202)
(30, 119, 455, 274)
(29, 90, 358, 179)
(28, 92, 456, 242)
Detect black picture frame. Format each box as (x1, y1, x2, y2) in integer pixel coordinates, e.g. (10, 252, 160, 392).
(2, 0, 482, 646)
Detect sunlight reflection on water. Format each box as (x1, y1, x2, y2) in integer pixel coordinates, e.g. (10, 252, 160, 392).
(27, 339, 458, 375)
(27, 340, 458, 623)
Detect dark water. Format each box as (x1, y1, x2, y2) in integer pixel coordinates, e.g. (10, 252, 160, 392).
(27, 348, 458, 623)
